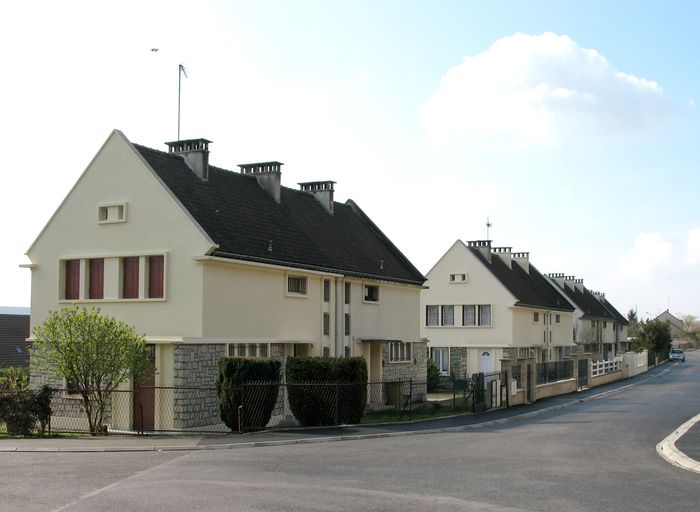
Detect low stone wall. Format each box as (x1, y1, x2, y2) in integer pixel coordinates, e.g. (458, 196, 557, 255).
(590, 369, 624, 388)
(535, 378, 576, 400)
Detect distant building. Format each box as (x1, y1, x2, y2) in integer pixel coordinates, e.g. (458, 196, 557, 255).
(653, 310, 685, 338)
(0, 314, 30, 368)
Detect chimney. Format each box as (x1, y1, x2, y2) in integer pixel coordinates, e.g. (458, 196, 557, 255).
(574, 278, 584, 293)
(165, 139, 211, 181)
(512, 252, 529, 272)
(546, 273, 566, 288)
(591, 290, 605, 302)
(467, 240, 492, 262)
(299, 181, 336, 214)
(238, 161, 283, 203)
(491, 247, 512, 268)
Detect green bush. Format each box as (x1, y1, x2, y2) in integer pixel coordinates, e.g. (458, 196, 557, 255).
(215, 358, 281, 432)
(0, 367, 30, 390)
(286, 356, 367, 426)
(0, 385, 54, 436)
(427, 359, 440, 392)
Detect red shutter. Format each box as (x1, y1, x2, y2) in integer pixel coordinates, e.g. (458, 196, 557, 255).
(65, 260, 80, 300)
(89, 258, 104, 299)
(123, 257, 139, 298)
(148, 255, 164, 298)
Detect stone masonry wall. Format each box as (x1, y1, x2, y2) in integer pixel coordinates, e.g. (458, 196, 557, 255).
(449, 347, 469, 379)
(380, 341, 428, 403)
(173, 343, 226, 429)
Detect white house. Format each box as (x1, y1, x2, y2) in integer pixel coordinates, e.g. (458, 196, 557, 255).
(545, 274, 628, 359)
(420, 240, 575, 378)
(25, 130, 426, 430)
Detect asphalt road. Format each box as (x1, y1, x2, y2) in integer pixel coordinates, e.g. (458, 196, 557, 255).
(2, 353, 699, 512)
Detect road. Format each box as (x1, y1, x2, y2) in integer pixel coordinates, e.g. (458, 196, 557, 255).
(2, 353, 699, 511)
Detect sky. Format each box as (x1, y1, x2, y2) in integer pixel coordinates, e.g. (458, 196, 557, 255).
(2, 0, 699, 320)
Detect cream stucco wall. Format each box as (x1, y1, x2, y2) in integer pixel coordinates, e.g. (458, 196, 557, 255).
(26, 131, 213, 339)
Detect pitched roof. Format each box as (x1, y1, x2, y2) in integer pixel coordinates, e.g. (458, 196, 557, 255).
(599, 298, 629, 325)
(0, 314, 30, 368)
(558, 284, 615, 320)
(468, 248, 574, 311)
(135, 144, 425, 285)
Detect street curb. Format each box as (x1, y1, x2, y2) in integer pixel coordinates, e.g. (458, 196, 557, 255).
(656, 412, 700, 474)
(2, 363, 679, 454)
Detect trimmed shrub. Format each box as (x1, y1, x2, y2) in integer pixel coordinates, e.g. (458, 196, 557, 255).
(215, 358, 281, 432)
(427, 358, 440, 392)
(286, 356, 367, 426)
(0, 385, 54, 436)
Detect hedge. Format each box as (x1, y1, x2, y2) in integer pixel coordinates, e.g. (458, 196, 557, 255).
(215, 357, 281, 432)
(0, 385, 54, 436)
(286, 356, 367, 426)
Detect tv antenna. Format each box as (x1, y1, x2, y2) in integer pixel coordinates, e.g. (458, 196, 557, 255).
(486, 217, 492, 240)
(178, 64, 188, 140)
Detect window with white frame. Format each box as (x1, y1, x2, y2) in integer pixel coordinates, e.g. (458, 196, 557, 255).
(479, 305, 492, 326)
(364, 284, 379, 302)
(441, 305, 455, 326)
(390, 341, 412, 362)
(228, 343, 269, 358)
(449, 273, 467, 283)
(426, 305, 439, 326)
(463, 304, 490, 326)
(287, 275, 308, 295)
(463, 305, 476, 326)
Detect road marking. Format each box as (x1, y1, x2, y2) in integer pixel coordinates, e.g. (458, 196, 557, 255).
(656, 412, 700, 474)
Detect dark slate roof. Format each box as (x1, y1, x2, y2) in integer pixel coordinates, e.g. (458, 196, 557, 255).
(135, 145, 425, 285)
(0, 314, 30, 368)
(468, 249, 574, 311)
(599, 298, 629, 325)
(558, 284, 615, 320)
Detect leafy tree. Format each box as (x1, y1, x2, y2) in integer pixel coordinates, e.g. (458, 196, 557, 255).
(632, 320, 672, 359)
(680, 314, 697, 336)
(31, 306, 152, 435)
(627, 308, 640, 337)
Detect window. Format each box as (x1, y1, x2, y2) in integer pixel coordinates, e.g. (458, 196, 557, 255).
(555, 314, 561, 324)
(344, 346, 351, 358)
(248, 344, 258, 357)
(148, 255, 164, 298)
(323, 313, 330, 335)
(364, 284, 379, 302)
(449, 273, 467, 283)
(237, 344, 247, 357)
(345, 313, 351, 335)
(430, 347, 450, 376)
(344, 282, 351, 304)
(322, 346, 330, 358)
(323, 279, 331, 302)
(65, 376, 80, 396)
(64, 259, 80, 300)
(288, 275, 307, 295)
(390, 341, 412, 362)
(98, 203, 126, 224)
(229, 343, 268, 358)
(479, 305, 491, 326)
(259, 344, 268, 357)
(122, 257, 139, 298)
(533, 312, 540, 322)
(441, 305, 454, 326)
(603, 321, 607, 328)
(463, 305, 476, 326)
(426, 305, 439, 326)
(88, 258, 104, 299)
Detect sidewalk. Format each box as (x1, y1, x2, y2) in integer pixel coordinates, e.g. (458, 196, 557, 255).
(0, 362, 683, 453)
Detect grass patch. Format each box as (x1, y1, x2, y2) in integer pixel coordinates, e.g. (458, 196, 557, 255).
(361, 401, 471, 424)
(0, 424, 91, 439)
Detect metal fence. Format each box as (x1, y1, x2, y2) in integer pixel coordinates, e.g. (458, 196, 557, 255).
(535, 360, 574, 385)
(1, 379, 428, 436)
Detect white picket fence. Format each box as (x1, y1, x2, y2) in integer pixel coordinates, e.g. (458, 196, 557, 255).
(591, 358, 621, 376)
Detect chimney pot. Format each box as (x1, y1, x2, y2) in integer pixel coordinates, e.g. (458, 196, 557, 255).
(165, 138, 212, 181)
(239, 161, 283, 203)
(299, 180, 336, 214)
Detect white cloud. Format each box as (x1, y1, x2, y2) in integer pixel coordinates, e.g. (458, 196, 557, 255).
(617, 233, 673, 281)
(420, 32, 672, 149)
(686, 228, 700, 265)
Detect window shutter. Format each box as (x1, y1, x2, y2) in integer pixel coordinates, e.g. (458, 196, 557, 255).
(65, 260, 80, 300)
(123, 257, 139, 299)
(148, 255, 164, 298)
(89, 258, 104, 299)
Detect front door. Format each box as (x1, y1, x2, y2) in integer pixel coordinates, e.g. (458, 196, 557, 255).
(479, 349, 494, 373)
(133, 345, 156, 432)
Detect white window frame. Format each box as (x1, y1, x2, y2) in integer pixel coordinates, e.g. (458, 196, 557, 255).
(389, 341, 412, 363)
(287, 274, 308, 296)
(441, 305, 455, 326)
(363, 283, 380, 303)
(98, 202, 127, 224)
(426, 305, 439, 326)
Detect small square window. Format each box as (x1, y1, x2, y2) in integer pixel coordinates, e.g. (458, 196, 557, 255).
(98, 203, 126, 224)
(288, 275, 308, 295)
(364, 284, 379, 302)
(533, 312, 540, 322)
(449, 273, 467, 283)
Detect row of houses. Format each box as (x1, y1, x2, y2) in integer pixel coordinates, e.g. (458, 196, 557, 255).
(22, 130, 628, 429)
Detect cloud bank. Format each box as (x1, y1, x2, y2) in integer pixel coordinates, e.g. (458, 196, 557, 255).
(421, 32, 672, 148)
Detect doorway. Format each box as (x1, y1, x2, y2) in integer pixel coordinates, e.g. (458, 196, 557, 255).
(133, 345, 156, 432)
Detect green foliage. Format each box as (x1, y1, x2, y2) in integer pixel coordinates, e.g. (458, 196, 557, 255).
(633, 320, 673, 359)
(627, 308, 640, 337)
(215, 357, 281, 432)
(0, 367, 30, 390)
(31, 306, 152, 435)
(285, 356, 367, 426)
(0, 385, 54, 436)
(427, 359, 440, 392)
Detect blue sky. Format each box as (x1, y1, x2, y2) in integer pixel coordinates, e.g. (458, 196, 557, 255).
(2, 0, 699, 320)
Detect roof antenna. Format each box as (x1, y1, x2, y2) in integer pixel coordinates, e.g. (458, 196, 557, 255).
(178, 64, 188, 140)
(486, 217, 492, 240)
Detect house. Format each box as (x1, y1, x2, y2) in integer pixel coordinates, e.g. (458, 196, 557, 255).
(0, 313, 30, 368)
(25, 130, 426, 430)
(545, 275, 627, 359)
(420, 240, 575, 378)
(653, 310, 685, 338)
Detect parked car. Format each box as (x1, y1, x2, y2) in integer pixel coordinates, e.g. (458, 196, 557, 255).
(669, 348, 686, 362)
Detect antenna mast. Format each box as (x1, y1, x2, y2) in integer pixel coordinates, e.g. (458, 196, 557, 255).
(486, 217, 492, 240)
(177, 64, 188, 140)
